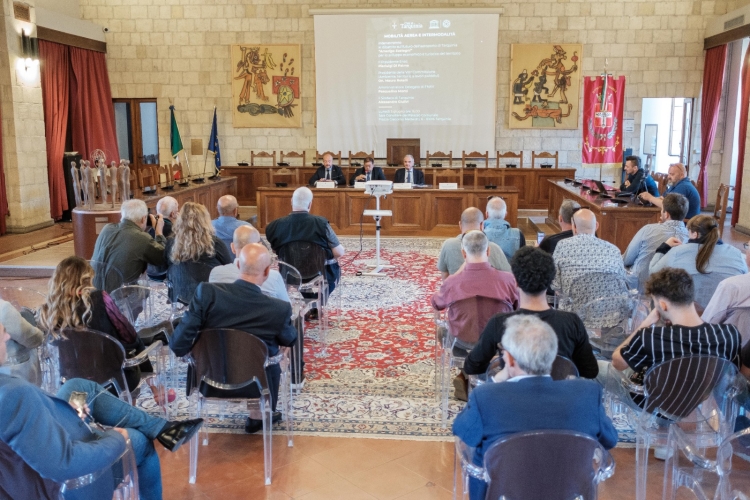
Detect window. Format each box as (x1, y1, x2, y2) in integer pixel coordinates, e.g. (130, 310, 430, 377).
(668, 98, 683, 157)
(113, 98, 159, 188)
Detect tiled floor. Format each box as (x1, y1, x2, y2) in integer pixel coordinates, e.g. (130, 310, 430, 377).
(157, 434, 665, 499)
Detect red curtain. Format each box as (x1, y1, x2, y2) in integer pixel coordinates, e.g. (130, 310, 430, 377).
(39, 40, 70, 221)
(699, 45, 728, 208)
(732, 44, 750, 226)
(69, 46, 119, 167)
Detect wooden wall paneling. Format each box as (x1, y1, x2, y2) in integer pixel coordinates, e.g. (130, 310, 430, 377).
(431, 192, 468, 230)
(390, 193, 425, 229)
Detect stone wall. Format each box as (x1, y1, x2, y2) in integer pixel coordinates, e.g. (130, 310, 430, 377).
(73, 0, 741, 204)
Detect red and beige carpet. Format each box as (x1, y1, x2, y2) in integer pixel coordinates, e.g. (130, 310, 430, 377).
(138, 236, 635, 444)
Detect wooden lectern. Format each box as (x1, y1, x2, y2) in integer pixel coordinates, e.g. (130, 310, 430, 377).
(387, 138, 420, 166)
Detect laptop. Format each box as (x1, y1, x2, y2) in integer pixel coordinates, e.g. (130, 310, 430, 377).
(593, 180, 617, 194)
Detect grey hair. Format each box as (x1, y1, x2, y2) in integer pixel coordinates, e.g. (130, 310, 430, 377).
(503, 315, 558, 375)
(292, 187, 314, 211)
(156, 196, 178, 218)
(232, 225, 260, 253)
(462, 230, 488, 257)
(559, 199, 581, 224)
(120, 199, 148, 224)
(486, 197, 507, 220)
(404, 154, 414, 162)
(217, 195, 239, 216)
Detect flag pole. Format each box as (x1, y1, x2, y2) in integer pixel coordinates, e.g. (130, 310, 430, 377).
(202, 106, 215, 178)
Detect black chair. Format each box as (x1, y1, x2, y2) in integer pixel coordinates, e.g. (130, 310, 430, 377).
(550, 355, 579, 380)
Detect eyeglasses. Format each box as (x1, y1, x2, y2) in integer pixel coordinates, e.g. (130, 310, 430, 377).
(744, 242, 749, 252)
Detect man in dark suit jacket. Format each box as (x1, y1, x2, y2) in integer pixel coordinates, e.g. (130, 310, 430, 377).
(349, 157, 386, 185)
(453, 315, 617, 500)
(393, 154, 425, 184)
(171, 242, 297, 431)
(308, 153, 346, 185)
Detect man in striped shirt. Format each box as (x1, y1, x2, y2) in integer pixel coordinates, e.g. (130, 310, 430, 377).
(611, 268, 742, 377)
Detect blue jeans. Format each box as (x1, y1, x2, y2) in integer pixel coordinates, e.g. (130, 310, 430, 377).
(57, 379, 167, 500)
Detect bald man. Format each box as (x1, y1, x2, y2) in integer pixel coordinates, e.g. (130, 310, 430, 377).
(639, 163, 701, 219)
(308, 153, 346, 186)
(437, 207, 510, 279)
(212, 194, 251, 258)
(550, 208, 626, 297)
(209, 225, 290, 302)
(171, 243, 297, 433)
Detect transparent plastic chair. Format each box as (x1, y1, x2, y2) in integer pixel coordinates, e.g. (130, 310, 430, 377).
(187, 328, 293, 486)
(90, 260, 126, 294)
(577, 294, 649, 359)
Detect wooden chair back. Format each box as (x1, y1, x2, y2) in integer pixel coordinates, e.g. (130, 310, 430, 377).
(137, 165, 159, 188)
(251, 150, 277, 167)
(315, 151, 342, 166)
(531, 151, 559, 169)
(462, 151, 489, 168)
(652, 172, 668, 194)
(426, 151, 453, 169)
(348, 150, 374, 169)
(269, 167, 299, 185)
(279, 150, 306, 167)
(497, 151, 523, 169)
(430, 166, 463, 187)
(714, 183, 733, 238)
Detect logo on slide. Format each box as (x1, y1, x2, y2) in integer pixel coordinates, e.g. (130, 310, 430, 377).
(429, 20, 439, 29)
(442, 20, 451, 28)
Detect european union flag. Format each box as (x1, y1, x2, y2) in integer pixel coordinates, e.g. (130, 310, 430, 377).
(207, 107, 221, 172)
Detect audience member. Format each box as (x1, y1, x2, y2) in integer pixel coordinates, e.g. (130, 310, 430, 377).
(309, 153, 346, 186)
(37, 257, 151, 392)
(349, 156, 386, 185)
(265, 186, 345, 295)
(212, 195, 250, 259)
(649, 215, 747, 309)
(0, 299, 43, 384)
(147, 196, 179, 280)
(619, 155, 659, 197)
(622, 193, 689, 291)
(639, 163, 701, 219)
(91, 199, 166, 290)
(551, 209, 626, 295)
(0, 322, 202, 500)
(465, 246, 598, 378)
(171, 243, 297, 433)
(483, 196, 525, 260)
(437, 207, 510, 279)
(209, 225, 290, 303)
(394, 154, 425, 184)
(432, 230, 519, 350)
(538, 199, 580, 254)
(610, 268, 741, 383)
(453, 315, 617, 500)
(701, 241, 750, 343)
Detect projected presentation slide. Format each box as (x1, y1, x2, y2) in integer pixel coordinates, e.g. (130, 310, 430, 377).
(315, 13, 499, 156)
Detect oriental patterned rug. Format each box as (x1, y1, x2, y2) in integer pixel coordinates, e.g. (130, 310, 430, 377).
(136, 237, 636, 445)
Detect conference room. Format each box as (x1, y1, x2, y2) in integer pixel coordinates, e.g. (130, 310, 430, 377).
(2, 0, 750, 499)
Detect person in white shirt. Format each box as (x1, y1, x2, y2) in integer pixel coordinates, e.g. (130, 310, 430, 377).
(702, 241, 750, 344)
(209, 225, 290, 303)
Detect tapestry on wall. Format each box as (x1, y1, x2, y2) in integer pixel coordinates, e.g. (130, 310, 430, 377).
(508, 44, 581, 130)
(231, 44, 301, 128)
(581, 75, 625, 166)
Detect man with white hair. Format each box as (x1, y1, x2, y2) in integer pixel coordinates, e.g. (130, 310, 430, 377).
(212, 194, 250, 258)
(209, 225, 290, 303)
(437, 207, 510, 279)
(639, 163, 701, 219)
(551, 208, 626, 296)
(91, 199, 166, 290)
(265, 187, 345, 295)
(394, 154, 425, 184)
(146, 196, 179, 280)
(483, 196, 525, 260)
(453, 314, 617, 500)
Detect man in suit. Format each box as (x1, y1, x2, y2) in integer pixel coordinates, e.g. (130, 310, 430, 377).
(394, 154, 425, 184)
(171, 242, 298, 433)
(309, 153, 346, 186)
(0, 323, 202, 500)
(349, 156, 386, 185)
(453, 314, 618, 500)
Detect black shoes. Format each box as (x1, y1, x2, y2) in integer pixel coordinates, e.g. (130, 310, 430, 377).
(156, 418, 204, 452)
(244, 412, 282, 434)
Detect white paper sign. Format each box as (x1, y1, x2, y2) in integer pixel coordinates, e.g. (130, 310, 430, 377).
(623, 119, 635, 133)
(315, 181, 336, 189)
(353, 181, 367, 189)
(393, 183, 413, 190)
(439, 183, 458, 190)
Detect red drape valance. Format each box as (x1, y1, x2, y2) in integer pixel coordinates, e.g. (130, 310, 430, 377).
(39, 40, 70, 221)
(732, 44, 750, 226)
(699, 45, 728, 208)
(69, 46, 119, 168)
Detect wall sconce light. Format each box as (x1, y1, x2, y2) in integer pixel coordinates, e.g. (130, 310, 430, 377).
(20, 30, 38, 71)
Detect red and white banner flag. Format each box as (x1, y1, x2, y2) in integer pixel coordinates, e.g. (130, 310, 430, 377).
(582, 75, 625, 166)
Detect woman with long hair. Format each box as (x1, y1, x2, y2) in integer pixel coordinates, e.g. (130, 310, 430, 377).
(649, 214, 747, 307)
(165, 202, 232, 303)
(37, 256, 149, 391)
